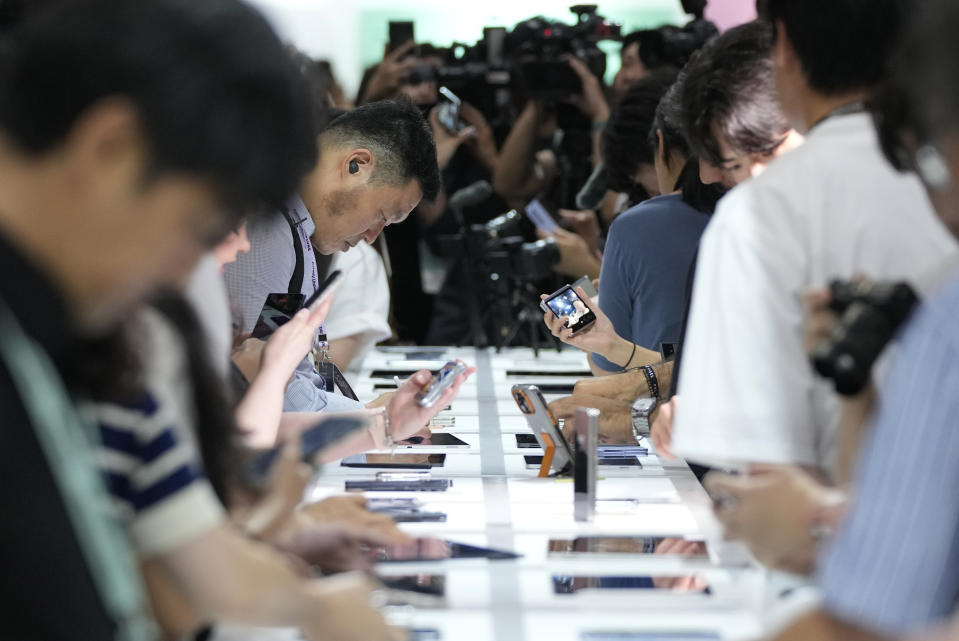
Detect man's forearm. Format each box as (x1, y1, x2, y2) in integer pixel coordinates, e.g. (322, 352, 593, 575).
(492, 103, 541, 198)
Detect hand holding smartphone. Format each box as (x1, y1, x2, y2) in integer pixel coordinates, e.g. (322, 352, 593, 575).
(540, 284, 597, 336)
(415, 360, 468, 408)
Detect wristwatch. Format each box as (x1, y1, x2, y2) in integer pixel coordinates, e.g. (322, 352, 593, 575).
(630, 397, 658, 442)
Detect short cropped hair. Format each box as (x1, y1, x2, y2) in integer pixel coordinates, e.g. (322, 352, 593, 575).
(321, 97, 440, 201)
(757, 0, 908, 95)
(0, 0, 316, 214)
(602, 68, 678, 203)
(678, 21, 789, 166)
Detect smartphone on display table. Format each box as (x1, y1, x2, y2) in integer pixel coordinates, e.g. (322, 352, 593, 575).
(416, 360, 467, 408)
(373, 538, 521, 562)
(540, 284, 597, 335)
(341, 453, 447, 469)
(548, 537, 707, 557)
(250, 292, 305, 339)
(396, 432, 469, 448)
(511, 384, 573, 474)
(553, 575, 709, 594)
(581, 634, 720, 641)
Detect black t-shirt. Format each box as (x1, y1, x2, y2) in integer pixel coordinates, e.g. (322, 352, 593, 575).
(0, 233, 119, 640)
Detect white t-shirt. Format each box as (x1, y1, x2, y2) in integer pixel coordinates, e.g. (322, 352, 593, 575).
(324, 240, 392, 374)
(672, 113, 959, 472)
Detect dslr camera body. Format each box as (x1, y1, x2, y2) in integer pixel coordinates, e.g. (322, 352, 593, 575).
(811, 279, 918, 396)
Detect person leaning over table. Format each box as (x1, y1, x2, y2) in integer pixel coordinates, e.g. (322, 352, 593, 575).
(546, 21, 802, 446)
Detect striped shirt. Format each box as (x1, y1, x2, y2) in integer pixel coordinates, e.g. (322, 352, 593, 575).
(818, 269, 959, 635)
(92, 309, 224, 557)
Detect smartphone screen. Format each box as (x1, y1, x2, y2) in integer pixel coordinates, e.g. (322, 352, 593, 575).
(548, 537, 707, 557)
(388, 20, 415, 54)
(373, 539, 520, 562)
(544, 286, 597, 334)
(516, 433, 539, 448)
(553, 575, 709, 594)
(524, 199, 559, 234)
(341, 453, 446, 468)
(399, 432, 469, 448)
(251, 292, 305, 339)
(437, 87, 465, 133)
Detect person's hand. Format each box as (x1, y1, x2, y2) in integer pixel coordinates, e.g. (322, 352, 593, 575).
(564, 55, 610, 123)
(549, 393, 633, 444)
(543, 229, 602, 280)
(802, 288, 838, 356)
(559, 209, 601, 252)
(304, 572, 406, 641)
(460, 101, 499, 171)
(650, 396, 678, 460)
(260, 297, 334, 383)
(232, 337, 266, 383)
(361, 41, 417, 104)
(386, 364, 476, 441)
(704, 466, 844, 575)
(650, 538, 709, 591)
(300, 495, 411, 543)
(429, 107, 475, 170)
(541, 285, 623, 357)
(277, 518, 403, 573)
(231, 439, 312, 541)
(365, 391, 395, 410)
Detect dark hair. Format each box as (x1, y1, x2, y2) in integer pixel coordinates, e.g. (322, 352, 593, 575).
(682, 0, 707, 19)
(622, 21, 717, 71)
(757, 0, 909, 95)
(321, 97, 441, 201)
(649, 78, 725, 214)
(679, 21, 789, 166)
(0, 0, 316, 214)
(602, 68, 679, 204)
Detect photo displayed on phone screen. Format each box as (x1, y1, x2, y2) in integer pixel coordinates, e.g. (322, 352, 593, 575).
(543, 286, 596, 334)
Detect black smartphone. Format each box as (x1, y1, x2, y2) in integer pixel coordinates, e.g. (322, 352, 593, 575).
(248, 416, 368, 480)
(398, 433, 469, 448)
(345, 479, 451, 492)
(553, 575, 710, 594)
(251, 292, 305, 339)
(302, 269, 344, 312)
(388, 20, 415, 54)
(373, 538, 521, 562)
(540, 285, 597, 335)
(341, 453, 446, 469)
(516, 433, 539, 448)
(524, 455, 640, 469)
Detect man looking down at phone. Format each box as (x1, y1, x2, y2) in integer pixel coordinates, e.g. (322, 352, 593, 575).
(545, 22, 802, 445)
(225, 97, 440, 413)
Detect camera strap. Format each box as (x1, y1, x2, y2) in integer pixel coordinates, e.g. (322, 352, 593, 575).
(0, 298, 155, 641)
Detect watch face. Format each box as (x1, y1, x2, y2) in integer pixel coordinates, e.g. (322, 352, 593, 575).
(631, 398, 657, 414)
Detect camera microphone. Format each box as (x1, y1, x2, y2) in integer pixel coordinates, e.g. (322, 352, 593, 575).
(575, 163, 609, 211)
(449, 180, 493, 224)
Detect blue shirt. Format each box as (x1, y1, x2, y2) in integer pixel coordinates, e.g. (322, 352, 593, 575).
(817, 269, 959, 635)
(593, 194, 709, 371)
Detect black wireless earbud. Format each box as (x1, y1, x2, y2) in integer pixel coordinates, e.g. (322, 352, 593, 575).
(349, 160, 359, 174)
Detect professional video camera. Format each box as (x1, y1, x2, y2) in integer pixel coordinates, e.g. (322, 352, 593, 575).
(811, 279, 918, 396)
(435, 5, 621, 126)
(438, 184, 563, 349)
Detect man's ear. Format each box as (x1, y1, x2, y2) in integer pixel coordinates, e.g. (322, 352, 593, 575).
(656, 129, 666, 165)
(63, 97, 146, 196)
(345, 148, 374, 180)
(772, 20, 798, 75)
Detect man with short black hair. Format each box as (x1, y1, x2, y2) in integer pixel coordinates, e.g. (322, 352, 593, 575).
(0, 0, 316, 638)
(671, 0, 957, 477)
(678, 20, 797, 188)
(225, 97, 440, 412)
